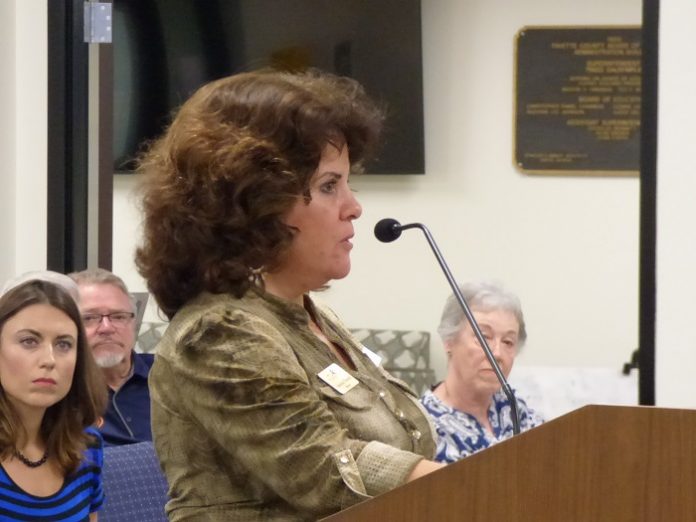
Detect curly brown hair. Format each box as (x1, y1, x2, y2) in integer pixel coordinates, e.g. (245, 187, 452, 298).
(135, 69, 384, 318)
(0, 280, 107, 475)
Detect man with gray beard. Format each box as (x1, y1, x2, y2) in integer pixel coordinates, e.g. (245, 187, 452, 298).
(70, 268, 154, 446)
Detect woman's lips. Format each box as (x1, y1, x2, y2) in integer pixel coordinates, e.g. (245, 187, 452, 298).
(32, 378, 57, 386)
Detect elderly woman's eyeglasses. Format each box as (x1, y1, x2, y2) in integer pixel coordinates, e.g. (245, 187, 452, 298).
(82, 312, 135, 328)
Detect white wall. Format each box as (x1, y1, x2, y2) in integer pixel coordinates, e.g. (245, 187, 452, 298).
(655, 1, 696, 407)
(114, 0, 642, 388)
(15, 1, 48, 273)
(0, 0, 47, 285)
(0, 0, 16, 282)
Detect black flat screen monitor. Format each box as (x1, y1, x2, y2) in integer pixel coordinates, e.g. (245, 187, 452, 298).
(113, 0, 425, 175)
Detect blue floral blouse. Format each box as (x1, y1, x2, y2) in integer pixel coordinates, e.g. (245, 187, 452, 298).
(420, 388, 544, 463)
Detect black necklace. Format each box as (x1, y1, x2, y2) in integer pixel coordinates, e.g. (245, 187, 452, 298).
(13, 448, 48, 468)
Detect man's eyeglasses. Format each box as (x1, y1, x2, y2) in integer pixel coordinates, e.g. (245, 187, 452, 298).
(82, 312, 135, 328)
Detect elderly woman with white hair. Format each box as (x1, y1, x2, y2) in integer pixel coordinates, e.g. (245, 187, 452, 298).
(420, 281, 543, 462)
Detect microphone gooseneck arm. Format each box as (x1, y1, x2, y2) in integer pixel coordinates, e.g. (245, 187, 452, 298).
(376, 219, 521, 435)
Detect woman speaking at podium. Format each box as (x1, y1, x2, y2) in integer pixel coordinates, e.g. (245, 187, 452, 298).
(135, 68, 444, 521)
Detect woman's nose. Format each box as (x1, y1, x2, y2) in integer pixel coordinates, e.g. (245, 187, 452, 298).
(344, 190, 362, 220)
(39, 344, 56, 368)
(489, 339, 503, 357)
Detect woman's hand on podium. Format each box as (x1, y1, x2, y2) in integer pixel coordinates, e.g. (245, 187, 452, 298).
(407, 459, 447, 482)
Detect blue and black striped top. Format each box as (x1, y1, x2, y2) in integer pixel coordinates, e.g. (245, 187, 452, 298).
(0, 428, 104, 521)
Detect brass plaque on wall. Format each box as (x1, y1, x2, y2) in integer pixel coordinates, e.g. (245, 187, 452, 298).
(514, 26, 641, 176)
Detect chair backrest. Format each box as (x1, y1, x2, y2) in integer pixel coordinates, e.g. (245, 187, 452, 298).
(101, 441, 169, 522)
(350, 328, 435, 395)
(137, 321, 169, 354)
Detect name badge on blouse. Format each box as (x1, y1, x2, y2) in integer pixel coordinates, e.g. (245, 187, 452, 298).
(318, 363, 359, 394)
(360, 345, 382, 367)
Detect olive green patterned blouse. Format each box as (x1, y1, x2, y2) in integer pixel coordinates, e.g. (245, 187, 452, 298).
(149, 289, 436, 521)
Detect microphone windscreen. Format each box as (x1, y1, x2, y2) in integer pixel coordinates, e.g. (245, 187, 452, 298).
(374, 218, 402, 243)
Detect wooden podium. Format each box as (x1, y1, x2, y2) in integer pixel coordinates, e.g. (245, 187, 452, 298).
(322, 405, 696, 521)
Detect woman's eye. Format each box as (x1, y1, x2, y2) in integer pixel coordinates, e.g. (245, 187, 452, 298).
(56, 339, 74, 351)
(19, 337, 38, 348)
(320, 180, 337, 194)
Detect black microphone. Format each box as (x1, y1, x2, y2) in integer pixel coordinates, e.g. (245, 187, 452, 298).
(374, 218, 521, 435)
(373, 218, 403, 242)
(373, 218, 423, 242)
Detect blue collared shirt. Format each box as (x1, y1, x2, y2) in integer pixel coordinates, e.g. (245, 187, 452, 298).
(100, 353, 155, 446)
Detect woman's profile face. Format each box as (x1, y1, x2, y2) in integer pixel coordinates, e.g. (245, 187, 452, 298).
(447, 308, 520, 396)
(0, 303, 78, 414)
(277, 143, 362, 292)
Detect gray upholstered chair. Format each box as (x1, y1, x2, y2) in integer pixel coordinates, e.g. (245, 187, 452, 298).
(101, 441, 169, 522)
(350, 328, 436, 395)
